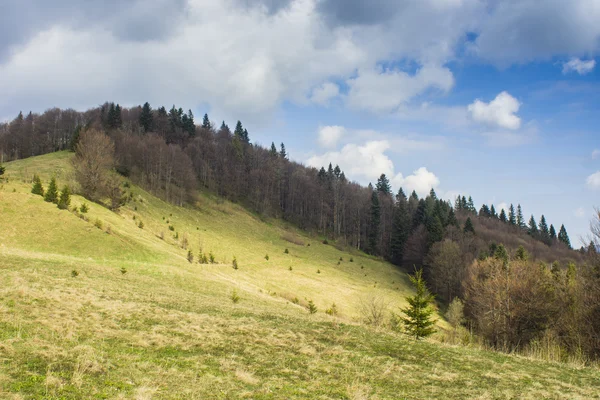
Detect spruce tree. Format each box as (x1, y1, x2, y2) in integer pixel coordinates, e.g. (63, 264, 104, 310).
(447, 207, 459, 227)
(279, 143, 287, 160)
(508, 204, 516, 225)
(558, 225, 571, 249)
(0, 164, 4, 178)
(467, 196, 475, 213)
(528, 215, 538, 236)
(400, 269, 436, 339)
(44, 177, 59, 203)
(454, 196, 462, 211)
(202, 113, 211, 130)
(426, 215, 444, 248)
(479, 204, 490, 218)
(234, 121, 244, 139)
(390, 189, 410, 265)
(57, 186, 71, 210)
(499, 209, 507, 223)
(242, 128, 250, 144)
(515, 245, 528, 261)
(376, 174, 391, 195)
(270, 142, 278, 157)
(539, 215, 550, 244)
(461, 196, 468, 210)
(184, 109, 195, 137)
(463, 217, 475, 234)
(31, 175, 44, 196)
(549, 224, 557, 240)
(517, 204, 525, 229)
(368, 191, 381, 255)
(490, 204, 497, 218)
(139, 102, 153, 133)
(114, 104, 123, 128)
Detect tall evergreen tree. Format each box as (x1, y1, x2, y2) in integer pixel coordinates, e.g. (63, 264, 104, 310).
(139, 102, 153, 133)
(517, 204, 525, 229)
(114, 104, 123, 128)
(400, 269, 436, 339)
(499, 209, 507, 223)
(508, 204, 516, 226)
(376, 174, 392, 195)
(390, 189, 410, 265)
(368, 191, 381, 255)
(454, 195, 462, 211)
(234, 121, 244, 139)
(279, 143, 287, 160)
(31, 174, 44, 196)
(184, 109, 195, 137)
(44, 177, 59, 204)
(269, 142, 278, 157)
(490, 204, 497, 218)
(202, 113, 211, 130)
(528, 215, 538, 236)
(463, 217, 475, 234)
(558, 225, 571, 249)
(461, 196, 468, 210)
(426, 215, 444, 248)
(549, 224, 557, 240)
(538, 215, 550, 244)
(447, 207, 459, 228)
(57, 185, 71, 210)
(479, 204, 490, 217)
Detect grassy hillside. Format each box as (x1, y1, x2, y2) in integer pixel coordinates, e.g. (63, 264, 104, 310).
(0, 152, 599, 399)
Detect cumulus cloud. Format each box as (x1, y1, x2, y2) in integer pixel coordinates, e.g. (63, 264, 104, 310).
(346, 65, 454, 114)
(497, 202, 509, 215)
(310, 82, 340, 106)
(587, 171, 600, 189)
(563, 57, 596, 75)
(393, 167, 440, 198)
(317, 125, 345, 148)
(468, 91, 521, 130)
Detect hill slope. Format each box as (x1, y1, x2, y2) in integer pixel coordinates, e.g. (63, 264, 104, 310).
(0, 152, 598, 399)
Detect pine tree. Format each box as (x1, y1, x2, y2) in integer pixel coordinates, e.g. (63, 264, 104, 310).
(467, 196, 475, 213)
(139, 102, 153, 133)
(454, 195, 462, 211)
(57, 185, 71, 210)
(517, 204, 525, 229)
(234, 121, 244, 139)
(490, 205, 497, 218)
(31, 175, 44, 196)
(528, 215, 538, 236)
(114, 104, 122, 128)
(376, 174, 391, 195)
(279, 143, 287, 160)
(447, 207, 459, 227)
(390, 189, 410, 265)
(499, 209, 507, 223)
(368, 191, 381, 255)
(463, 217, 475, 234)
(270, 142, 278, 157)
(400, 269, 436, 339)
(426, 215, 444, 248)
(508, 204, 516, 225)
(549, 224, 557, 240)
(44, 177, 59, 203)
(515, 245, 529, 261)
(202, 113, 211, 130)
(558, 225, 571, 249)
(479, 204, 490, 217)
(184, 109, 195, 137)
(69, 126, 82, 151)
(461, 196, 468, 210)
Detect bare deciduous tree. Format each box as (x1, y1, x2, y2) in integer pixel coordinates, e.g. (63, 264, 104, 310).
(72, 129, 115, 201)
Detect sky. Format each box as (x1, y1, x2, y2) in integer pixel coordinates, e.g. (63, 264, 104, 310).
(0, 0, 599, 246)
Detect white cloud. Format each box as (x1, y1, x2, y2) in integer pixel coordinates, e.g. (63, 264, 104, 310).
(393, 167, 440, 198)
(586, 171, 600, 189)
(468, 91, 521, 130)
(575, 207, 586, 218)
(593, 149, 600, 159)
(317, 125, 345, 148)
(562, 58, 596, 75)
(310, 82, 340, 106)
(497, 202, 509, 215)
(345, 64, 454, 114)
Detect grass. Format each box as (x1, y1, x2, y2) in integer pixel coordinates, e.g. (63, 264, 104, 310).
(0, 152, 599, 399)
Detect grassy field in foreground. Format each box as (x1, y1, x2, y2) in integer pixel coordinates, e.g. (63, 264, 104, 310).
(1, 152, 599, 399)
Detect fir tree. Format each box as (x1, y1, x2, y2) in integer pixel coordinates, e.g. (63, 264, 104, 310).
(184, 109, 195, 137)
(467, 196, 475, 213)
(558, 225, 571, 249)
(426, 215, 444, 248)
(463, 217, 475, 235)
(499, 209, 508, 223)
(390, 189, 410, 265)
(376, 173, 391, 195)
(479, 204, 490, 217)
(400, 269, 436, 339)
(528, 215, 538, 236)
(515, 245, 529, 261)
(517, 204, 525, 229)
(368, 191, 381, 255)
(490, 205, 497, 218)
(508, 204, 516, 225)
(447, 207, 459, 228)
(139, 102, 153, 133)
(270, 142, 278, 157)
(31, 174, 44, 196)
(461, 196, 468, 210)
(454, 195, 462, 211)
(279, 143, 287, 160)
(202, 113, 211, 130)
(242, 128, 250, 144)
(429, 188, 437, 200)
(69, 125, 82, 151)
(234, 121, 244, 139)
(539, 215, 550, 243)
(549, 224, 557, 240)
(114, 104, 122, 128)
(0, 164, 4, 178)
(44, 177, 59, 204)
(57, 185, 71, 210)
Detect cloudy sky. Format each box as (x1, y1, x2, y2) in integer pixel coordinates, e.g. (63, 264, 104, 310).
(1, 0, 599, 245)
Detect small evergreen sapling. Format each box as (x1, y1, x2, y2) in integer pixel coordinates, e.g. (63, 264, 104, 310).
(187, 250, 194, 263)
(44, 177, 59, 203)
(80, 203, 89, 213)
(57, 185, 71, 210)
(232, 256, 238, 270)
(401, 268, 436, 339)
(307, 300, 317, 314)
(31, 175, 44, 196)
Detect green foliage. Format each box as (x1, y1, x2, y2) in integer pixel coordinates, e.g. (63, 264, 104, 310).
(187, 250, 194, 263)
(515, 245, 529, 261)
(508, 204, 516, 225)
(368, 191, 381, 254)
(350, 257, 354, 262)
(139, 102, 153, 133)
(289, 266, 293, 271)
(232, 256, 238, 270)
(499, 209, 507, 223)
(71, 269, 79, 278)
(231, 289, 240, 304)
(391, 188, 410, 265)
(401, 269, 436, 339)
(168, 225, 175, 231)
(307, 300, 318, 314)
(558, 225, 571, 249)
(284, 248, 289, 254)
(31, 175, 44, 196)
(138, 220, 144, 229)
(44, 177, 59, 203)
(94, 219, 103, 229)
(209, 252, 216, 264)
(493, 244, 509, 267)
(80, 203, 89, 213)
(120, 267, 127, 275)
(528, 215, 538, 236)
(317, 269, 321, 274)
(463, 217, 475, 235)
(265, 254, 269, 261)
(57, 185, 71, 210)
(322, 239, 329, 245)
(325, 303, 338, 316)
(376, 173, 392, 195)
(446, 298, 465, 329)
(0, 164, 5, 177)
(517, 204, 525, 229)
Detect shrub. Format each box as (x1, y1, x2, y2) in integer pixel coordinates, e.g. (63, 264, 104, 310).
(168, 225, 175, 231)
(289, 266, 293, 271)
(181, 234, 189, 250)
(120, 267, 127, 275)
(446, 298, 465, 330)
(209, 252, 216, 264)
(325, 303, 338, 316)
(307, 300, 318, 314)
(44, 177, 59, 203)
(187, 250, 194, 263)
(94, 219, 103, 229)
(337, 261, 340, 265)
(80, 203, 89, 213)
(350, 257, 354, 262)
(174, 232, 179, 239)
(105, 226, 112, 234)
(339, 257, 343, 261)
(138, 221, 144, 229)
(284, 248, 289, 254)
(133, 215, 136, 220)
(159, 231, 165, 240)
(232, 257, 238, 270)
(71, 270, 79, 278)
(123, 181, 130, 188)
(292, 297, 299, 304)
(198, 253, 208, 264)
(322, 239, 329, 245)
(317, 269, 321, 274)
(58, 185, 72, 210)
(31, 175, 44, 196)
(265, 254, 269, 261)
(231, 289, 240, 304)
(358, 295, 388, 326)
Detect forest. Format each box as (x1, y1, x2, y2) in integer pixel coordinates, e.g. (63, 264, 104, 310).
(1, 102, 599, 360)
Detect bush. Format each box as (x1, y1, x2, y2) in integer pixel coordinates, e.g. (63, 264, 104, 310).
(168, 225, 175, 231)
(339, 257, 343, 261)
(71, 270, 79, 278)
(292, 297, 299, 304)
(307, 300, 318, 314)
(31, 175, 44, 196)
(94, 219, 103, 229)
(231, 289, 240, 304)
(138, 220, 144, 229)
(350, 257, 354, 262)
(446, 298, 465, 331)
(80, 203, 89, 213)
(44, 177, 59, 203)
(317, 269, 320, 274)
(322, 239, 329, 245)
(187, 250, 194, 263)
(232, 257, 238, 270)
(325, 303, 338, 316)
(120, 267, 127, 275)
(265, 254, 269, 261)
(209, 252, 216, 264)
(198, 252, 208, 264)
(284, 248, 289, 254)
(289, 266, 293, 271)
(358, 295, 388, 326)
(105, 226, 112, 234)
(281, 232, 305, 246)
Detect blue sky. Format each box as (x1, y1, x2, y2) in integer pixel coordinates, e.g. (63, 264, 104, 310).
(1, 0, 599, 246)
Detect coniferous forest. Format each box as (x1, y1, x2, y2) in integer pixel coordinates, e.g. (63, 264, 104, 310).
(1, 102, 599, 359)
